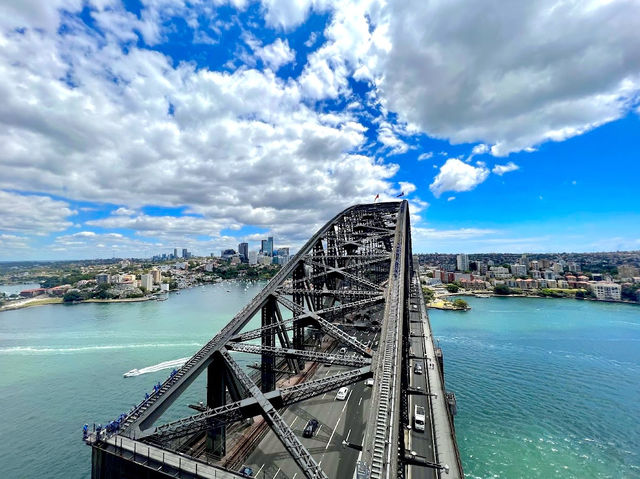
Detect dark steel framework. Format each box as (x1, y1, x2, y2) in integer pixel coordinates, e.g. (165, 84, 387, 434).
(88, 201, 417, 479)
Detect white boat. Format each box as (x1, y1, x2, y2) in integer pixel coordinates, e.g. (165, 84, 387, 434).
(123, 368, 139, 378)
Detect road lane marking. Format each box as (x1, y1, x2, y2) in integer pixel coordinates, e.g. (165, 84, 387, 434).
(293, 474, 297, 478)
(326, 417, 341, 449)
(341, 391, 352, 412)
(290, 417, 297, 428)
(358, 396, 363, 406)
(346, 428, 352, 442)
(273, 468, 281, 478)
(316, 425, 322, 436)
(256, 464, 265, 476)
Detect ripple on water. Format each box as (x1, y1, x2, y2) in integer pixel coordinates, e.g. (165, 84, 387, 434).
(430, 297, 640, 479)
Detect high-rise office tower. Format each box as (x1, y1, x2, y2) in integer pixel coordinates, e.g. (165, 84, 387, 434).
(238, 242, 249, 262)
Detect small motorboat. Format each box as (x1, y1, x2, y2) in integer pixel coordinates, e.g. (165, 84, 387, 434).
(123, 368, 139, 378)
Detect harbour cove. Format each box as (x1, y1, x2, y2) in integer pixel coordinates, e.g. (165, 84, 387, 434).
(0, 283, 638, 478)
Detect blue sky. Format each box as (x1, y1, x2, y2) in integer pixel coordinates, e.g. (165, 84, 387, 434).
(0, 0, 639, 260)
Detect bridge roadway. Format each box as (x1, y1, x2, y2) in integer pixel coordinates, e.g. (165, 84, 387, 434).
(407, 274, 437, 479)
(241, 328, 379, 478)
(238, 271, 454, 479)
(87, 202, 463, 479)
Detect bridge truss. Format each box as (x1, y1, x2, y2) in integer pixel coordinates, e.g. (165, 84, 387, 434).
(88, 201, 421, 479)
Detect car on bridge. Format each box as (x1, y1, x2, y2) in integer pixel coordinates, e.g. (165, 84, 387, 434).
(238, 466, 253, 477)
(365, 378, 374, 387)
(336, 386, 349, 400)
(355, 461, 371, 479)
(303, 418, 319, 438)
(414, 405, 426, 432)
(414, 361, 423, 374)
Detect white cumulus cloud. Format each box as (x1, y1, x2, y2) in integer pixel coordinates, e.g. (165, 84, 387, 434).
(256, 38, 296, 70)
(492, 162, 519, 176)
(0, 5, 402, 251)
(368, 0, 640, 156)
(0, 190, 75, 235)
(429, 158, 489, 198)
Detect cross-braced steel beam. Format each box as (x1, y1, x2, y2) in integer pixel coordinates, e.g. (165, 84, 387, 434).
(88, 201, 431, 479)
(226, 343, 371, 367)
(220, 350, 329, 479)
(143, 366, 372, 443)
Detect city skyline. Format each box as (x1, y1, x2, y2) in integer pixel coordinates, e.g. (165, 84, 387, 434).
(1, 1, 639, 261)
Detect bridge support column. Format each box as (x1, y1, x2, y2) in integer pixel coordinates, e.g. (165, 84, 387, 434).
(261, 298, 277, 392)
(206, 355, 226, 457)
(312, 241, 325, 310)
(292, 263, 306, 370)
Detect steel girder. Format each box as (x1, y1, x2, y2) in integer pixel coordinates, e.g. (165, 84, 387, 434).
(275, 288, 382, 297)
(303, 258, 383, 291)
(143, 366, 372, 444)
(226, 343, 371, 367)
(228, 295, 384, 343)
(303, 254, 389, 260)
(275, 294, 373, 356)
(220, 350, 329, 479)
(360, 201, 410, 479)
(92, 201, 408, 479)
(117, 204, 379, 435)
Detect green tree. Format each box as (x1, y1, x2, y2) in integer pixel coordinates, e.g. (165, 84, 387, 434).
(452, 298, 468, 309)
(621, 285, 640, 302)
(92, 283, 112, 299)
(494, 284, 512, 295)
(422, 287, 435, 302)
(445, 284, 459, 293)
(63, 290, 84, 302)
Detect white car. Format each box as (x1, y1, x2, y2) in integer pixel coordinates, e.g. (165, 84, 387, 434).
(336, 387, 349, 400)
(365, 378, 374, 387)
(414, 404, 426, 432)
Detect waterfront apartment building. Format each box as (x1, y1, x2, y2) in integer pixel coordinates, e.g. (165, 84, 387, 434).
(141, 273, 153, 291)
(511, 264, 527, 277)
(151, 268, 161, 284)
(456, 253, 469, 272)
(592, 282, 622, 301)
(96, 273, 110, 284)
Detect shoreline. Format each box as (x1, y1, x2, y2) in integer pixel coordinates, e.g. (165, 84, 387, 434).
(0, 278, 262, 314)
(0, 295, 153, 313)
(437, 290, 639, 306)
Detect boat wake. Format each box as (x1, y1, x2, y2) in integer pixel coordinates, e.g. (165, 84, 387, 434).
(123, 357, 190, 377)
(0, 342, 201, 355)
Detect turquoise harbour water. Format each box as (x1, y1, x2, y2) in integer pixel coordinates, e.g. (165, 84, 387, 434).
(429, 296, 640, 479)
(0, 284, 638, 478)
